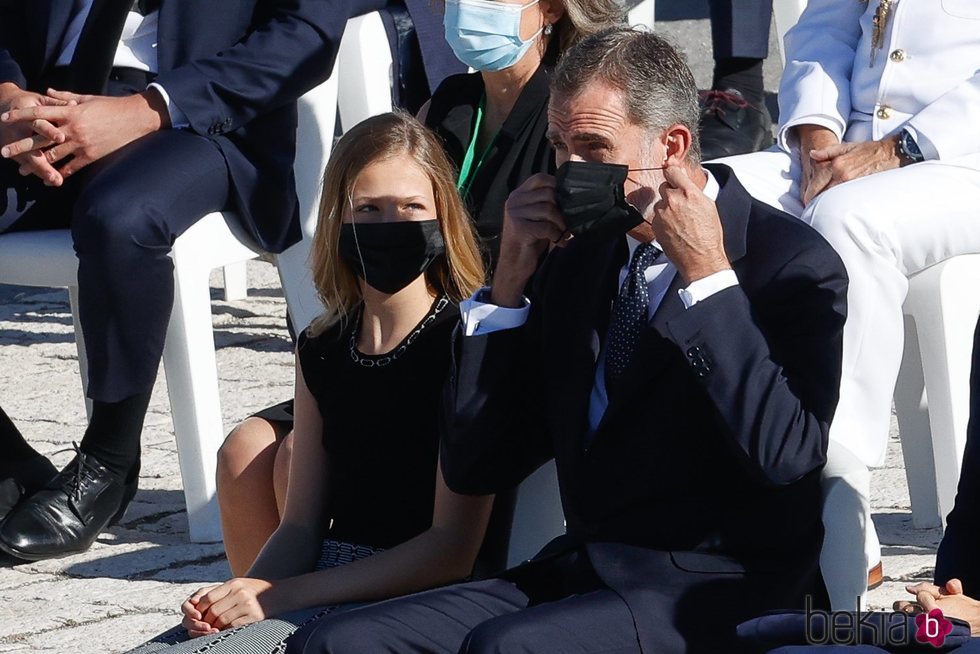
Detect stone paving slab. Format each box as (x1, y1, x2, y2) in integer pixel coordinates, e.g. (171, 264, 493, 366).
(0, 2, 952, 651)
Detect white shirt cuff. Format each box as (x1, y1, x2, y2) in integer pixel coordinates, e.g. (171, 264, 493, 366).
(678, 270, 739, 309)
(778, 115, 845, 153)
(460, 287, 530, 336)
(147, 82, 190, 129)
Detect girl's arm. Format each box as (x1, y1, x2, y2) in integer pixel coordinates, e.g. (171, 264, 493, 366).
(193, 459, 494, 630)
(181, 351, 331, 635)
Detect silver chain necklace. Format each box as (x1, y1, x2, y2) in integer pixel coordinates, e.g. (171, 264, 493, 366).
(349, 296, 450, 368)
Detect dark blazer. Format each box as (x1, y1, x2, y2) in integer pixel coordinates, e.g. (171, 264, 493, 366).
(442, 164, 849, 652)
(935, 316, 980, 594)
(0, 0, 353, 253)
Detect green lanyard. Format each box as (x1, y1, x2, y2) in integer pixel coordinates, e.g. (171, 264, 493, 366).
(456, 96, 498, 197)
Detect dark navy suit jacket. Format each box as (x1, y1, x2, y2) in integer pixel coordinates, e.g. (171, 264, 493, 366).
(0, 0, 353, 253)
(442, 164, 849, 652)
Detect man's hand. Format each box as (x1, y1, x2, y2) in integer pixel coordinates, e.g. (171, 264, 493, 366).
(650, 163, 730, 284)
(795, 124, 838, 206)
(0, 88, 170, 181)
(0, 83, 68, 187)
(809, 136, 902, 193)
(181, 578, 280, 636)
(895, 579, 980, 636)
(491, 173, 566, 308)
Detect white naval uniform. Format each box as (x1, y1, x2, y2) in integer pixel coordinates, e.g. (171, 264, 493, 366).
(717, 0, 980, 610)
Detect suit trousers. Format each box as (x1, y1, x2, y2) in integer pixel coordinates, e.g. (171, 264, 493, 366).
(289, 551, 641, 654)
(716, 145, 980, 609)
(706, 0, 773, 60)
(0, 128, 231, 402)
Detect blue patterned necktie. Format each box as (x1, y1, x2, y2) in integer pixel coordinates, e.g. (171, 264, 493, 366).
(604, 242, 662, 397)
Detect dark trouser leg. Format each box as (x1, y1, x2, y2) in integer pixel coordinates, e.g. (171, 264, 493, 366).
(706, 0, 772, 61)
(290, 578, 531, 653)
(935, 317, 980, 594)
(68, 130, 231, 477)
(461, 589, 640, 654)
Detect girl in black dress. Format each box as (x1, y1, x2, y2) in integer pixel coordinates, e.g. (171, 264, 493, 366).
(126, 111, 491, 654)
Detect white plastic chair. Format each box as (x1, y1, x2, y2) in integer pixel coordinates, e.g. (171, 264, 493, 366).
(0, 72, 338, 543)
(772, 0, 808, 65)
(336, 11, 395, 131)
(896, 256, 980, 528)
(627, 0, 655, 29)
(506, 460, 565, 567)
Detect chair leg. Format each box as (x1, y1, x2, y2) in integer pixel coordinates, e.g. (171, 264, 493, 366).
(68, 286, 94, 421)
(161, 259, 225, 544)
(221, 262, 248, 301)
(895, 315, 942, 528)
(921, 261, 980, 526)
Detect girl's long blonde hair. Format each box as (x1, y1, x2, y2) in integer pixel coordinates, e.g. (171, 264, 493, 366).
(308, 111, 485, 336)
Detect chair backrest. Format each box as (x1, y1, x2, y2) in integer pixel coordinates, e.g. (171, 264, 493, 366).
(274, 71, 341, 334)
(772, 0, 809, 66)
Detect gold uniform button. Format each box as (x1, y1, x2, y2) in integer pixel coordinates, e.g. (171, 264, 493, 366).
(876, 106, 893, 120)
(889, 49, 907, 62)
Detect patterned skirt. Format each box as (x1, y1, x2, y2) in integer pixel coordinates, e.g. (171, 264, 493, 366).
(123, 539, 383, 654)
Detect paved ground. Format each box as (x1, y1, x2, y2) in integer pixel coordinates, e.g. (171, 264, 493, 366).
(0, 3, 945, 652)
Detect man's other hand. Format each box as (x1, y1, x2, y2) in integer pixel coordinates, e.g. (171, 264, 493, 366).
(492, 173, 566, 308)
(0, 83, 68, 186)
(794, 124, 838, 206)
(808, 137, 903, 197)
(0, 87, 170, 182)
(651, 163, 731, 284)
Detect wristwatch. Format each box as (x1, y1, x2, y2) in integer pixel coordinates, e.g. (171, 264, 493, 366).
(898, 128, 925, 164)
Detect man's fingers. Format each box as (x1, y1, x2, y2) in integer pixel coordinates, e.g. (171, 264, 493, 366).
(894, 600, 922, 614)
(808, 145, 844, 162)
(31, 119, 65, 143)
(661, 163, 697, 191)
(1, 133, 54, 158)
(517, 172, 556, 191)
(15, 153, 62, 186)
(1, 105, 69, 124)
(947, 579, 965, 596)
(46, 88, 88, 104)
(59, 154, 93, 181)
(906, 582, 942, 599)
(917, 590, 939, 611)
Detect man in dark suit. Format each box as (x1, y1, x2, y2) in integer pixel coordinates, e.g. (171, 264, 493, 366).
(0, 0, 361, 561)
(290, 27, 847, 654)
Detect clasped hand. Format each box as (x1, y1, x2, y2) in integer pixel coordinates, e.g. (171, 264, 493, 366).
(894, 579, 980, 635)
(797, 125, 903, 206)
(0, 86, 167, 186)
(181, 577, 279, 637)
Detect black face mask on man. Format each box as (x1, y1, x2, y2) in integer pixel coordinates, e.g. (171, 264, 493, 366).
(554, 160, 661, 242)
(338, 219, 446, 294)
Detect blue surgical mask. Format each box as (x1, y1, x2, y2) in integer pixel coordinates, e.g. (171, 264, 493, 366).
(444, 0, 543, 72)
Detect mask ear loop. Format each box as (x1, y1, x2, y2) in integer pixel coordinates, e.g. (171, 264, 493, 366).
(348, 190, 370, 293)
(625, 165, 666, 225)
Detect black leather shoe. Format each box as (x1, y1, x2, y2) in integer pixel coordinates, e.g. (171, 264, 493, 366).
(698, 88, 773, 161)
(0, 457, 58, 523)
(0, 448, 137, 561)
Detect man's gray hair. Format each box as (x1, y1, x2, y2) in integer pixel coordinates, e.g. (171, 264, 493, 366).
(552, 27, 702, 163)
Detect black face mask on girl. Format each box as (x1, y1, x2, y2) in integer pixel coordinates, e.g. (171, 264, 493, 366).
(554, 160, 661, 242)
(338, 219, 446, 294)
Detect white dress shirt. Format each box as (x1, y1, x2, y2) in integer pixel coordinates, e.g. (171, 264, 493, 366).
(460, 169, 738, 431)
(54, 4, 188, 128)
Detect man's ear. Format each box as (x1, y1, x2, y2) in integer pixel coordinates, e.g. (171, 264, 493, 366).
(663, 124, 694, 165)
